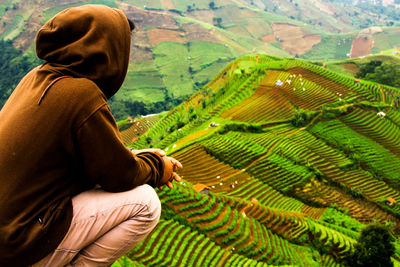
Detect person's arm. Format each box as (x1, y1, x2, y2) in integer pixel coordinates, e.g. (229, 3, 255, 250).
(75, 105, 166, 192)
(130, 149, 183, 189)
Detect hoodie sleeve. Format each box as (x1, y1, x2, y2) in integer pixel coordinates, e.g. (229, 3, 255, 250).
(75, 104, 164, 192)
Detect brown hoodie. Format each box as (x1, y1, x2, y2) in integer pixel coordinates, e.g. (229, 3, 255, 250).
(0, 5, 164, 266)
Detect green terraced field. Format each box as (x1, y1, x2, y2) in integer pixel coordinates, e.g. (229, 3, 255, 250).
(1, 0, 400, 118)
(119, 54, 400, 266)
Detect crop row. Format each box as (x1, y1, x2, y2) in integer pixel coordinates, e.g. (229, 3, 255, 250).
(240, 200, 311, 241)
(202, 71, 264, 120)
(388, 109, 400, 127)
(286, 65, 358, 99)
(339, 107, 400, 156)
(120, 115, 160, 145)
(327, 169, 400, 214)
(309, 118, 400, 188)
(296, 178, 400, 229)
(226, 176, 304, 212)
(203, 132, 267, 169)
(308, 219, 356, 257)
(131, 110, 183, 149)
(286, 129, 352, 167)
(277, 73, 341, 111)
(128, 219, 271, 266)
(150, 68, 268, 149)
(158, 183, 314, 265)
(286, 61, 365, 98)
(274, 127, 400, 212)
(157, 180, 361, 265)
(247, 153, 314, 192)
(287, 60, 400, 104)
(219, 85, 295, 123)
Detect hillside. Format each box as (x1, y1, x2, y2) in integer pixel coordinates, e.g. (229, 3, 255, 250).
(1, 0, 400, 118)
(324, 50, 400, 77)
(116, 54, 400, 266)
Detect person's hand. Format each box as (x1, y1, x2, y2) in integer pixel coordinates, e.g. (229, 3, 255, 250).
(130, 148, 166, 157)
(159, 156, 182, 190)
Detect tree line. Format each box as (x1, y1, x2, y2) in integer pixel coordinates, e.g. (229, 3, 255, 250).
(357, 60, 400, 88)
(0, 39, 37, 108)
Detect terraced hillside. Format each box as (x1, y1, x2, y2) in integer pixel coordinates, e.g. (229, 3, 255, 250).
(325, 51, 400, 77)
(112, 55, 400, 266)
(1, 0, 400, 108)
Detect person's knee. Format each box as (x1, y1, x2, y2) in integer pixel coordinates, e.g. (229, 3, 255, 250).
(134, 184, 161, 224)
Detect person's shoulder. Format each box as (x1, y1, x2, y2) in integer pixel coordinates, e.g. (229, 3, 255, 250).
(55, 77, 106, 101)
(50, 77, 108, 113)
(50, 77, 109, 122)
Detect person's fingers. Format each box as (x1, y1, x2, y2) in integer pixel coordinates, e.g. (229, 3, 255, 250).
(167, 181, 173, 189)
(171, 158, 183, 169)
(172, 173, 181, 182)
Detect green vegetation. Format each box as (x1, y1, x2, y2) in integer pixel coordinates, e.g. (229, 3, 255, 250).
(321, 208, 362, 232)
(302, 34, 354, 61)
(120, 54, 400, 266)
(291, 109, 319, 127)
(0, 39, 37, 108)
(2, 0, 400, 261)
(109, 92, 185, 121)
(357, 60, 400, 88)
(2, 0, 400, 122)
(345, 224, 395, 267)
(153, 42, 193, 98)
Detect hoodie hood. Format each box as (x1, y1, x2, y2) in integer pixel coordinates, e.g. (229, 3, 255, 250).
(36, 4, 131, 99)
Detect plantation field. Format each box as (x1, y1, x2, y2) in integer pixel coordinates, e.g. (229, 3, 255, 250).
(2, 0, 400, 110)
(117, 54, 400, 266)
(324, 53, 400, 77)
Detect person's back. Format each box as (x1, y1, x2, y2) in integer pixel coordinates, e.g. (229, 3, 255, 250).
(0, 5, 181, 266)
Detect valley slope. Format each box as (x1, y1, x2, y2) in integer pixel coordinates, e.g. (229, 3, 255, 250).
(1, 0, 400, 112)
(117, 54, 400, 266)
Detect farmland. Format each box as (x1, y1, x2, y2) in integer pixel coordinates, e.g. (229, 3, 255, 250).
(1, 0, 400, 116)
(115, 54, 400, 266)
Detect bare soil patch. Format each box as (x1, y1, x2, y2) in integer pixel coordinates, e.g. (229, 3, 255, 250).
(229, 25, 251, 36)
(147, 28, 186, 46)
(350, 36, 374, 58)
(117, 4, 179, 30)
(272, 23, 321, 56)
(161, 0, 174, 10)
(273, 23, 303, 40)
(246, 23, 271, 39)
(182, 23, 219, 43)
(261, 34, 276, 43)
(130, 45, 153, 62)
(187, 10, 215, 25)
(359, 26, 383, 35)
(342, 62, 360, 76)
(132, 31, 151, 48)
(14, 11, 41, 51)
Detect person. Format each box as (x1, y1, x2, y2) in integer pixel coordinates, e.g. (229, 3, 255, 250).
(0, 4, 182, 266)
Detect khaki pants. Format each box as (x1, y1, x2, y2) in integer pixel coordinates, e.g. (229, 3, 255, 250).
(33, 184, 161, 267)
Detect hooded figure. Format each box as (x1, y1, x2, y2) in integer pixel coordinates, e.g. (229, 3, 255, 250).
(0, 5, 181, 266)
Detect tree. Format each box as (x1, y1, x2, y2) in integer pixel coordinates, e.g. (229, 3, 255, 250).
(365, 63, 400, 88)
(345, 224, 395, 267)
(357, 60, 400, 88)
(356, 60, 382, 78)
(213, 17, 223, 28)
(209, 1, 215, 9)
